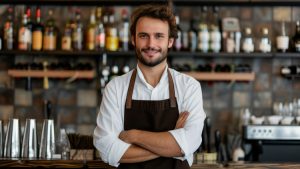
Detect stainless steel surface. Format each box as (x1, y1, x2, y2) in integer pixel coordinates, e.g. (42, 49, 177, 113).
(21, 119, 38, 158)
(4, 118, 21, 157)
(39, 119, 55, 159)
(244, 125, 300, 140)
(0, 120, 3, 157)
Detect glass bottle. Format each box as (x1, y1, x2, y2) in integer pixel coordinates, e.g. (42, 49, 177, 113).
(61, 21, 72, 51)
(25, 7, 33, 50)
(258, 27, 271, 53)
(18, 14, 31, 50)
(197, 6, 209, 53)
(119, 9, 130, 52)
(3, 6, 14, 50)
(276, 21, 289, 52)
(32, 6, 44, 51)
(242, 27, 254, 53)
(209, 6, 221, 53)
(72, 9, 83, 51)
(188, 19, 197, 52)
(293, 21, 300, 52)
(105, 9, 119, 51)
(43, 9, 57, 50)
(86, 9, 96, 50)
(95, 7, 106, 51)
(173, 15, 182, 51)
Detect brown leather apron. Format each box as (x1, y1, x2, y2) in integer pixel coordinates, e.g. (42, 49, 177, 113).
(118, 69, 190, 169)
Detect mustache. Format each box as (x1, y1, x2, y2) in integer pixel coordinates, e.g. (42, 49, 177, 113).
(141, 47, 161, 52)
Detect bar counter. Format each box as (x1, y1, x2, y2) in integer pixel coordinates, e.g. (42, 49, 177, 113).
(1, 159, 300, 169)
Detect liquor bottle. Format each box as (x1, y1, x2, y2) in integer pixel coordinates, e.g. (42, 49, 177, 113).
(182, 30, 189, 51)
(281, 65, 300, 76)
(25, 7, 33, 50)
(43, 9, 57, 50)
(18, 14, 31, 50)
(3, 6, 14, 50)
(258, 27, 271, 53)
(188, 19, 197, 52)
(293, 21, 300, 52)
(86, 9, 96, 50)
(276, 21, 289, 52)
(61, 21, 72, 51)
(197, 6, 209, 53)
(242, 27, 254, 53)
(32, 6, 44, 51)
(119, 9, 130, 51)
(173, 15, 182, 51)
(209, 6, 221, 53)
(72, 9, 83, 50)
(95, 7, 106, 51)
(105, 9, 119, 51)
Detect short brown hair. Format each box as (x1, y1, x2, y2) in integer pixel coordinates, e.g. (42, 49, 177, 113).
(130, 4, 178, 39)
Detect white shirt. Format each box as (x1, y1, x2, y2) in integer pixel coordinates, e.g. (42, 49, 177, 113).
(93, 65, 206, 167)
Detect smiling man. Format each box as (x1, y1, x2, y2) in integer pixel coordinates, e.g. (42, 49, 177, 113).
(93, 4, 206, 169)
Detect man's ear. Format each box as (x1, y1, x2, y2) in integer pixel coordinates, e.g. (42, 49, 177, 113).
(168, 38, 174, 48)
(131, 36, 135, 47)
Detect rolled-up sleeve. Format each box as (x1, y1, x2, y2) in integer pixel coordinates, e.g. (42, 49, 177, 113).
(93, 79, 130, 167)
(169, 80, 206, 159)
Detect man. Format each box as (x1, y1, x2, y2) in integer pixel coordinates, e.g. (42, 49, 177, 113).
(93, 4, 206, 169)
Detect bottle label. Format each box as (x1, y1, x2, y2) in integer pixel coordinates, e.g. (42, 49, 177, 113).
(96, 33, 105, 48)
(210, 42, 221, 52)
(87, 29, 95, 50)
(18, 27, 31, 50)
(106, 37, 119, 51)
(259, 38, 271, 52)
(209, 31, 221, 42)
(276, 36, 289, 50)
(62, 36, 71, 50)
(198, 42, 209, 52)
(32, 31, 43, 50)
(43, 35, 56, 50)
(242, 38, 254, 53)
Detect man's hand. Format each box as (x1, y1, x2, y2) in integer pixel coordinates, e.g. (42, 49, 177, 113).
(175, 111, 189, 129)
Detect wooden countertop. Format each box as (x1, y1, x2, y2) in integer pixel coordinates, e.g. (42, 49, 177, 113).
(1, 159, 300, 169)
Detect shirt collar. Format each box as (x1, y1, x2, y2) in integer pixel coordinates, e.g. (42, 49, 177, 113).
(136, 65, 169, 90)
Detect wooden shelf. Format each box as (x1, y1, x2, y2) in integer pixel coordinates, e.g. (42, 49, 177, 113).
(8, 70, 95, 79)
(183, 72, 255, 81)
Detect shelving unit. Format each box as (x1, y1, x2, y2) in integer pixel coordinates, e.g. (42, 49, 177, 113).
(8, 70, 95, 79)
(183, 72, 255, 81)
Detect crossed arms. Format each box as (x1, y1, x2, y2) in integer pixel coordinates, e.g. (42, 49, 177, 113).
(119, 111, 189, 163)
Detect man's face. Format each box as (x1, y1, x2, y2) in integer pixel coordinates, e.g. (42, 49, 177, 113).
(132, 17, 174, 67)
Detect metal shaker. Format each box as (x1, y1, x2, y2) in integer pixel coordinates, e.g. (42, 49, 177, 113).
(21, 119, 38, 158)
(39, 119, 55, 159)
(4, 118, 21, 158)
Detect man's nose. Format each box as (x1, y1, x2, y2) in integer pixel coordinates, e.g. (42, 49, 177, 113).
(147, 36, 156, 47)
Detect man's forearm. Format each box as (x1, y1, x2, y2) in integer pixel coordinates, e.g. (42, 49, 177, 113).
(132, 130, 183, 157)
(119, 144, 159, 163)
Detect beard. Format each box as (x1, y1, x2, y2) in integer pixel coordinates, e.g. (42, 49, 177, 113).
(135, 46, 168, 67)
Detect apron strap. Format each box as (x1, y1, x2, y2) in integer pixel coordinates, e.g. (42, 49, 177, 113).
(168, 69, 176, 108)
(125, 68, 177, 109)
(125, 69, 137, 109)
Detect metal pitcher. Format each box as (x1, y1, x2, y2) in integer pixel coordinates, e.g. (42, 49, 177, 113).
(39, 119, 55, 159)
(21, 119, 38, 158)
(4, 118, 21, 158)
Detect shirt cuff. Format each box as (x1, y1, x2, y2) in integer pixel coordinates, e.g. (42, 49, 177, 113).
(169, 128, 189, 158)
(108, 138, 131, 167)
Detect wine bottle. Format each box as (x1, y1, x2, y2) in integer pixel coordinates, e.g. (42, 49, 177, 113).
(119, 9, 130, 51)
(293, 21, 300, 52)
(173, 15, 183, 51)
(276, 21, 289, 52)
(95, 7, 106, 51)
(43, 9, 57, 50)
(242, 27, 254, 53)
(72, 9, 83, 51)
(197, 6, 209, 53)
(188, 19, 197, 52)
(258, 27, 271, 53)
(86, 9, 96, 50)
(32, 6, 44, 51)
(3, 6, 14, 50)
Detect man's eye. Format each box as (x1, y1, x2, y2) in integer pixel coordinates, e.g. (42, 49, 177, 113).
(156, 34, 164, 39)
(139, 34, 148, 39)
